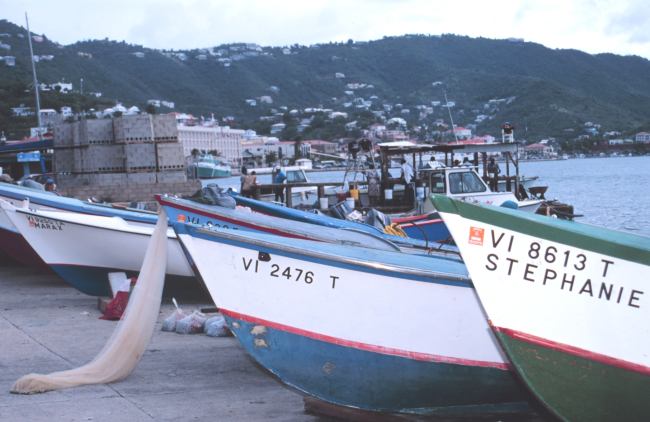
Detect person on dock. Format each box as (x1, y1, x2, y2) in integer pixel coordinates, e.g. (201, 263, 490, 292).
(461, 157, 473, 167)
(274, 167, 287, 204)
(400, 159, 415, 204)
(487, 156, 501, 192)
(240, 166, 248, 193)
(488, 156, 501, 177)
(44, 178, 61, 196)
(366, 164, 380, 206)
(242, 171, 258, 198)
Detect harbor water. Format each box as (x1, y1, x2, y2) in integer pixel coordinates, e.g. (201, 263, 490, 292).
(205, 157, 650, 237)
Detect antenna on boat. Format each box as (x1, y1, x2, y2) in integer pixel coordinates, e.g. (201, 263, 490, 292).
(25, 13, 43, 141)
(444, 93, 458, 144)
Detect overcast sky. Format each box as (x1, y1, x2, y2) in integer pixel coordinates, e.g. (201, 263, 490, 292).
(2, 0, 650, 59)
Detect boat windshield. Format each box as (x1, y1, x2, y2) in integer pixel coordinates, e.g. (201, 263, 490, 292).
(429, 171, 445, 194)
(449, 171, 487, 194)
(287, 170, 307, 183)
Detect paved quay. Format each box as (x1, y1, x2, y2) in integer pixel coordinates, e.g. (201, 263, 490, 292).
(0, 261, 341, 422)
(0, 258, 554, 422)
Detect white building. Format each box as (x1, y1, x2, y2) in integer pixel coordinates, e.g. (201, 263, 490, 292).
(177, 123, 244, 165)
(147, 100, 161, 107)
(161, 101, 174, 108)
(133, 52, 145, 58)
(61, 106, 72, 116)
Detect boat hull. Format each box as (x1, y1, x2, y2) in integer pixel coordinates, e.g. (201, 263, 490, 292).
(392, 216, 451, 243)
(4, 207, 204, 297)
(197, 167, 232, 179)
(174, 224, 532, 414)
(493, 327, 650, 422)
(432, 195, 650, 422)
(0, 225, 51, 270)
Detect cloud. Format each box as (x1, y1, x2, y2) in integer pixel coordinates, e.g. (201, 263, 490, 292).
(1, 0, 649, 58)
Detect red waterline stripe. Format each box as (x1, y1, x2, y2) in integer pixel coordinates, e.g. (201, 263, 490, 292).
(220, 307, 511, 370)
(399, 219, 444, 228)
(158, 197, 310, 240)
(493, 325, 650, 377)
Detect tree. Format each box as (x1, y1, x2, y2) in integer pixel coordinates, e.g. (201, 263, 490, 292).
(265, 150, 278, 166)
(191, 148, 200, 158)
(207, 149, 223, 157)
(145, 104, 157, 115)
(293, 136, 303, 159)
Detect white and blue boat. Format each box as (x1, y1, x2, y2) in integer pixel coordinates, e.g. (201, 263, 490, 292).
(172, 223, 535, 417)
(158, 194, 452, 251)
(0, 184, 159, 269)
(1, 201, 202, 298)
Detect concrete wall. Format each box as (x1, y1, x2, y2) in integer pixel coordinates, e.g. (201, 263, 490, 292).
(53, 115, 187, 200)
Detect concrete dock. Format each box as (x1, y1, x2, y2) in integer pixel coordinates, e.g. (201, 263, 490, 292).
(0, 259, 553, 422)
(0, 261, 342, 422)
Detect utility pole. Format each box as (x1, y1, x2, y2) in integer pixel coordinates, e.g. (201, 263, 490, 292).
(81, 78, 83, 94)
(26, 13, 43, 140)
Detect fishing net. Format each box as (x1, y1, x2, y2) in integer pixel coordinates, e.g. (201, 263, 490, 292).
(11, 208, 169, 394)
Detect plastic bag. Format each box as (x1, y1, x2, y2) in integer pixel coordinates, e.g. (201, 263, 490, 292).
(175, 310, 207, 334)
(161, 298, 186, 332)
(100, 278, 136, 321)
(205, 315, 232, 337)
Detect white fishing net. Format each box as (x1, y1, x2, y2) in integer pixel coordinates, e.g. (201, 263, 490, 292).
(11, 208, 169, 394)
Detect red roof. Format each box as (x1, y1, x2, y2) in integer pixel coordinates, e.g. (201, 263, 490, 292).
(369, 123, 384, 127)
(524, 143, 548, 150)
(454, 127, 469, 131)
(637, 132, 650, 135)
(301, 140, 335, 145)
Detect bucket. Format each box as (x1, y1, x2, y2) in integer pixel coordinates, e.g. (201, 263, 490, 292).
(350, 189, 359, 200)
(416, 187, 425, 199)
(345, 197, 355, 210)
(319, 197, 329, 210)
(384, 189, 393, 200)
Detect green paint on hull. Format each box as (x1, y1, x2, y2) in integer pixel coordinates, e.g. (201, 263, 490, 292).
(494, 331, 650, 422)
(430, 194, 650, 267)
(198, 168, 231, 178)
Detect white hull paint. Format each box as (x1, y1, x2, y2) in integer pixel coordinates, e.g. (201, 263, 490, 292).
(3, 204, 193, 278)
(177, 230, 511, 367)
(439, 210, 650, 369)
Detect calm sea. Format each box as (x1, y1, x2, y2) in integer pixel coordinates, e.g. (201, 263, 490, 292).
(204, 157, 650, 237)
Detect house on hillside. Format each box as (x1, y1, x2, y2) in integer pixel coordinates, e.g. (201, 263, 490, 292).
(282, 48, 291, 54)
(260, 96, 273, 104)
(335, 73, 345, 78)
(637, 132, 650, 142)
(133, 52, 145, 58)
(270, 123, 286, 134)
(453, 127, 471, 139)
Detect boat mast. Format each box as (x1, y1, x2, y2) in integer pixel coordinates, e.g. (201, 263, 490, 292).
(444, 93, 458, 144)
(26, 13, 43, 140)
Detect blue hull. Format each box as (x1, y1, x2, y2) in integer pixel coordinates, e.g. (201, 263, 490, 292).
(224, 313, 531, 415)
(50, 264, 206, 298)
(400, 220, 451, 243)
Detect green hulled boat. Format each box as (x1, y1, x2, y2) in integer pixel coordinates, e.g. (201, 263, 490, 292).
(432, 194, 650, 422)
(192, 154, 232, 179)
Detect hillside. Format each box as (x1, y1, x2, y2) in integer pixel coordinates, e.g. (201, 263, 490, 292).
(1, 18, 650, 142)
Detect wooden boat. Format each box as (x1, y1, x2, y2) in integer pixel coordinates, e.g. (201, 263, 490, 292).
(158, 194, 451, 250)
(1, 200, 201, 297)
(173, 223, 535, 417)
(156, 195, 411, 253)
(431, 194, 650, 422)
(0, 183, 159, 269)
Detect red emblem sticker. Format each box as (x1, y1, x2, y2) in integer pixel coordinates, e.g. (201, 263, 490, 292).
(469, 227, 484, 246)
(29, 221, 35, 228)
(177, 215, 186, 223)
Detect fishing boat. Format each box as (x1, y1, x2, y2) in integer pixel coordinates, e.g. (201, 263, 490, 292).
(431, 194, 650, 422)
(190, 154, 232, 178)
(230, 194, 452, 247)
(0, 183, 159, 268)
(1, 200, 201, 297)
(156, 193, 456, 251)
(173, 223, 535, 417)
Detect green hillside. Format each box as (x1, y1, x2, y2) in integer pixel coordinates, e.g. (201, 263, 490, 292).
(1, 18, 649, 143)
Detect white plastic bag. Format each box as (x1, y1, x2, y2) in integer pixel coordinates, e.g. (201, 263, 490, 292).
(161, 298, 186, 332)
(175, 310, 207, 334)
(205, 315, 232, 337)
